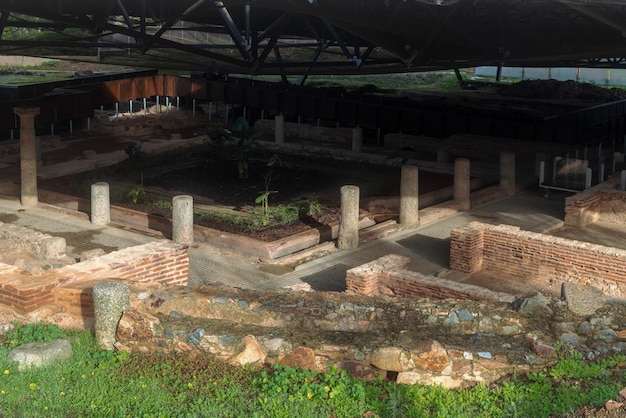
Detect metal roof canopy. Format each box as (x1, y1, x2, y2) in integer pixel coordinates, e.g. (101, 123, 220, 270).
(0, 0, 625, 77)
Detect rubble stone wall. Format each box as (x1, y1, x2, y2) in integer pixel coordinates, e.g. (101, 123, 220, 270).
(111, 282, 626, 389)
(564, 174, 626, 227)
(450, 221, 626, 298)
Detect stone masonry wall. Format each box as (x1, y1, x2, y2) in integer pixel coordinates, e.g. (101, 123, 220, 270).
(113, 282, 626, 389)
(0, 240, 188, 313)
(450, 221, 626, 298)
(345, 254, 514, 303)
(564, 174, 626, 227)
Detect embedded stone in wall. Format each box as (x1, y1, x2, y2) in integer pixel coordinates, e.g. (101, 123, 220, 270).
(279, 346, 317, 370)
(369, 347, 404, 372)
(412, 340, 449, 372)
(116, 310, 162, 349)
(229, 335, 266, 366)
(561, 282, 606, 316)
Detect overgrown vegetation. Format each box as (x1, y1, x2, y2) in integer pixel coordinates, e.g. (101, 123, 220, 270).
(0, 323, 624, 416)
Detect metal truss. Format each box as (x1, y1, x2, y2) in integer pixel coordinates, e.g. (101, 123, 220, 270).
(0, 0, 625, 77)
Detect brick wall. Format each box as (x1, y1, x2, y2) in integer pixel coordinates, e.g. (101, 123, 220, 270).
(346, 254, 514, 303)
(0, 240, 188, 314)
(450, 221, 626, 298)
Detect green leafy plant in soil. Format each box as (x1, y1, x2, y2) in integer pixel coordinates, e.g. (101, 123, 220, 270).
(0, 326, 624, 417)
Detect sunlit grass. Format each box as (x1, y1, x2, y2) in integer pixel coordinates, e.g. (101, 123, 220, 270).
(0, 323, 624, 417)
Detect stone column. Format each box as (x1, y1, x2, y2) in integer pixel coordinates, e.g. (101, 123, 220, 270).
(91, 182, 111, 225)
(453, 158, 471, 211)
(35, 137, 42, 170)
(338, 185, 360, 250)
(172, 195, 194, 245)
(437, 147, 449, 163)
(399, 165, 419, 228)
(275, 114, 285, 144)
(93, 282, 130, 350)
(500, 151, 516, 196)
(14, 107, 40, 207)
(352, 126, 363, 153)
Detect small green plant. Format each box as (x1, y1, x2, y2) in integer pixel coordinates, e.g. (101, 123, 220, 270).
(209, 117, 263, 179)
(303, 195, 325, 216)
(148, 198, 172, 210)
(126, 184, 146, 204)
(255, 154, 281, 226)
(124, 142, 147, 166)
(273, 203, 300, 225)
(39, 60, 59, 68)
(5, 322, 66, 348)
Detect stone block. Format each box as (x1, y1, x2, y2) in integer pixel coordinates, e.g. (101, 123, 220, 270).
(7, 339, 72, 370)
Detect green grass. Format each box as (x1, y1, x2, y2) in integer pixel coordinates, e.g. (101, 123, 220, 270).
(0, 323, 624, 417)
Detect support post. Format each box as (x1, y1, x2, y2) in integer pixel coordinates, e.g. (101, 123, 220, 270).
(500, 151, 516, 196)
(91, 182, 111, 225)
(275, 113, 285, 144)
(399, 165, 419, 228)
(172, 195, 194, 245)
(352, 126, 363, 153)
(338, 185, 360, 250)
(93, 283, 130, 350)
(454, 158, 471, 211)
(14, 107, 40, 207)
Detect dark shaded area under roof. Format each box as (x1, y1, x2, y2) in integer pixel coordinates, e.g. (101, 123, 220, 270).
(0, 0, 624, 75)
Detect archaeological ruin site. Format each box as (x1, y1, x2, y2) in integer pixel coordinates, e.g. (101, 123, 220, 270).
(0, 2, 624, 407)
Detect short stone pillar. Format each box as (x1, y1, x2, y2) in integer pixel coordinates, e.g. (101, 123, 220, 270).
(91, 182, 111, 225)
(172, 195, 194, 245)
(338, 185, 360, 250)
(275, 114, 285, 144)
(14, 107, 40, 207)
(83, 149, 97, 160)
(453, 158, 471, 211)
(93, 282, 130, 350)
(352, 126, 363, 153)
(500, 151, 516, 196)
(399, 165, 420, 228)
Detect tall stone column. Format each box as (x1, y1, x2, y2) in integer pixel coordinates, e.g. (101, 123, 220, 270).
(275, 114, 285, 144)
(352, 126, 363, 153)
(399, 165, 419, 228)
(500, 151, 516, 196)
(338, 185, 360, 250)
(453, 158, 471, 211)
(14, 107, 40, 207)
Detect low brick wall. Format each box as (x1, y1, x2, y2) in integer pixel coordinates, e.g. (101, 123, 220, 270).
(345, 254, 514, 303)
(0, 240, 188, 313)
(450, 221, 626, 298)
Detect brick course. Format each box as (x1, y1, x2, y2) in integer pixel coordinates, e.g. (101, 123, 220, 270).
(0, 240, 188, 314)
(346, 254, 514, 303)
